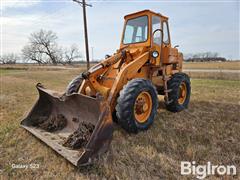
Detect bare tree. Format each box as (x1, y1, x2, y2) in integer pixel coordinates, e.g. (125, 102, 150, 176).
(22, 45, 45, 64)
(22, 29, 62, 64)
(0, 53, 19, 64)
(64, 45, 82, 64)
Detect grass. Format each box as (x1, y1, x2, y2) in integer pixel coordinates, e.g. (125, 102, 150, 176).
(183, 61, 240, 70)
(184, 71, 240, 81)
(0, 68, 239, 179)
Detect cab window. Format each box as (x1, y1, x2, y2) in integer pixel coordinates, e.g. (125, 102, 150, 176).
(123, 16, 148, 44)
(152, 16, 161, 45)
(163, 21, 169, 44)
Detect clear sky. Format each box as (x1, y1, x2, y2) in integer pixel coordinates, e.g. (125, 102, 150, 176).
(1, 0, 240, 60)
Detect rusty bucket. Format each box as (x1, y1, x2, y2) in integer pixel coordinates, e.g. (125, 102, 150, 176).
(21, 83, 113, 166)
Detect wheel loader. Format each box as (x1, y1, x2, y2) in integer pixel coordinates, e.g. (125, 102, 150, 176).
(21, 10, 191, 166)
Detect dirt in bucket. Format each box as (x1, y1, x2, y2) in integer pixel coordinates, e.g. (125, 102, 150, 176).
(38, 114, 67, 132)
(63, 122, 95, 149)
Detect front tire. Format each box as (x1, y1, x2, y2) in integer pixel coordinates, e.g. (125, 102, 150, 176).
(116, 78, 158, 133)
(66, 74, 83, 95)
(165, 73, 191, 112)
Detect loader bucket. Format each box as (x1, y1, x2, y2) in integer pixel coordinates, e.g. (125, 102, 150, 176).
(21, 83, 113, 167)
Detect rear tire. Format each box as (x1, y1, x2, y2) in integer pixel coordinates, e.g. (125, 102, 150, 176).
(165, 73, 191, 112)
(116, 78, 158, 133)
(66, 74, 83, 95)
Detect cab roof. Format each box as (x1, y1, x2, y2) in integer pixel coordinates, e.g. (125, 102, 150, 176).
(124, 9, 168, 20)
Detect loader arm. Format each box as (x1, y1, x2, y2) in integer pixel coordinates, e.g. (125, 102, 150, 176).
(79, 51, 150, 111)
(78, 50, 125, 97)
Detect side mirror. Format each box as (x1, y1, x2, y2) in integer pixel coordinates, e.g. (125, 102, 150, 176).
(152, 29, 163, 46)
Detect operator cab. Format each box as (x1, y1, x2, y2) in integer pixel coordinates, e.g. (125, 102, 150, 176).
(120, 10, 181, 67)
(121, 9, 171, 48)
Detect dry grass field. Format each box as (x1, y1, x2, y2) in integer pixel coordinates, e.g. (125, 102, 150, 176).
(0, 66, 240, 179)
(184, 70, 240, 81)
(183, 61, 240, 70)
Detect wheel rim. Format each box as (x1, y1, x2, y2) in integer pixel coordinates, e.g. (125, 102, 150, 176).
(178, 82, 187, 104)
(134, 91, 152, 123)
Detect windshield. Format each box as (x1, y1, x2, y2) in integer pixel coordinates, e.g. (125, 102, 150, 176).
(123, 16, 148, 44)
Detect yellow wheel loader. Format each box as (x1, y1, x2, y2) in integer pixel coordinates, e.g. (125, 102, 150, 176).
(21, 10, 191, 166)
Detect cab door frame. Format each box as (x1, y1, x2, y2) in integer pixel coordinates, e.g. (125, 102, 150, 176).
(151, 14, 162, 66)
(161, 20, 172, 64)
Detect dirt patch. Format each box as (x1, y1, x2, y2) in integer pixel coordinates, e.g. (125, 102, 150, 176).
(38, 114, 67, 132)
(63, 122, 95, 149)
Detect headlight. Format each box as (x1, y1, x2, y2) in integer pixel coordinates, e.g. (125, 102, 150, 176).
(152, 51, 159, 58)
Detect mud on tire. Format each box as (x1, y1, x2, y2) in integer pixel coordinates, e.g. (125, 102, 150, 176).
(165, 73, 191, 112)
(116, 78, 158, 133)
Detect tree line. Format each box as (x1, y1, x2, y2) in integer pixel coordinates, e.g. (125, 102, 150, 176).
(1, 29, 82, 65)
(184, 52, 226, 62)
